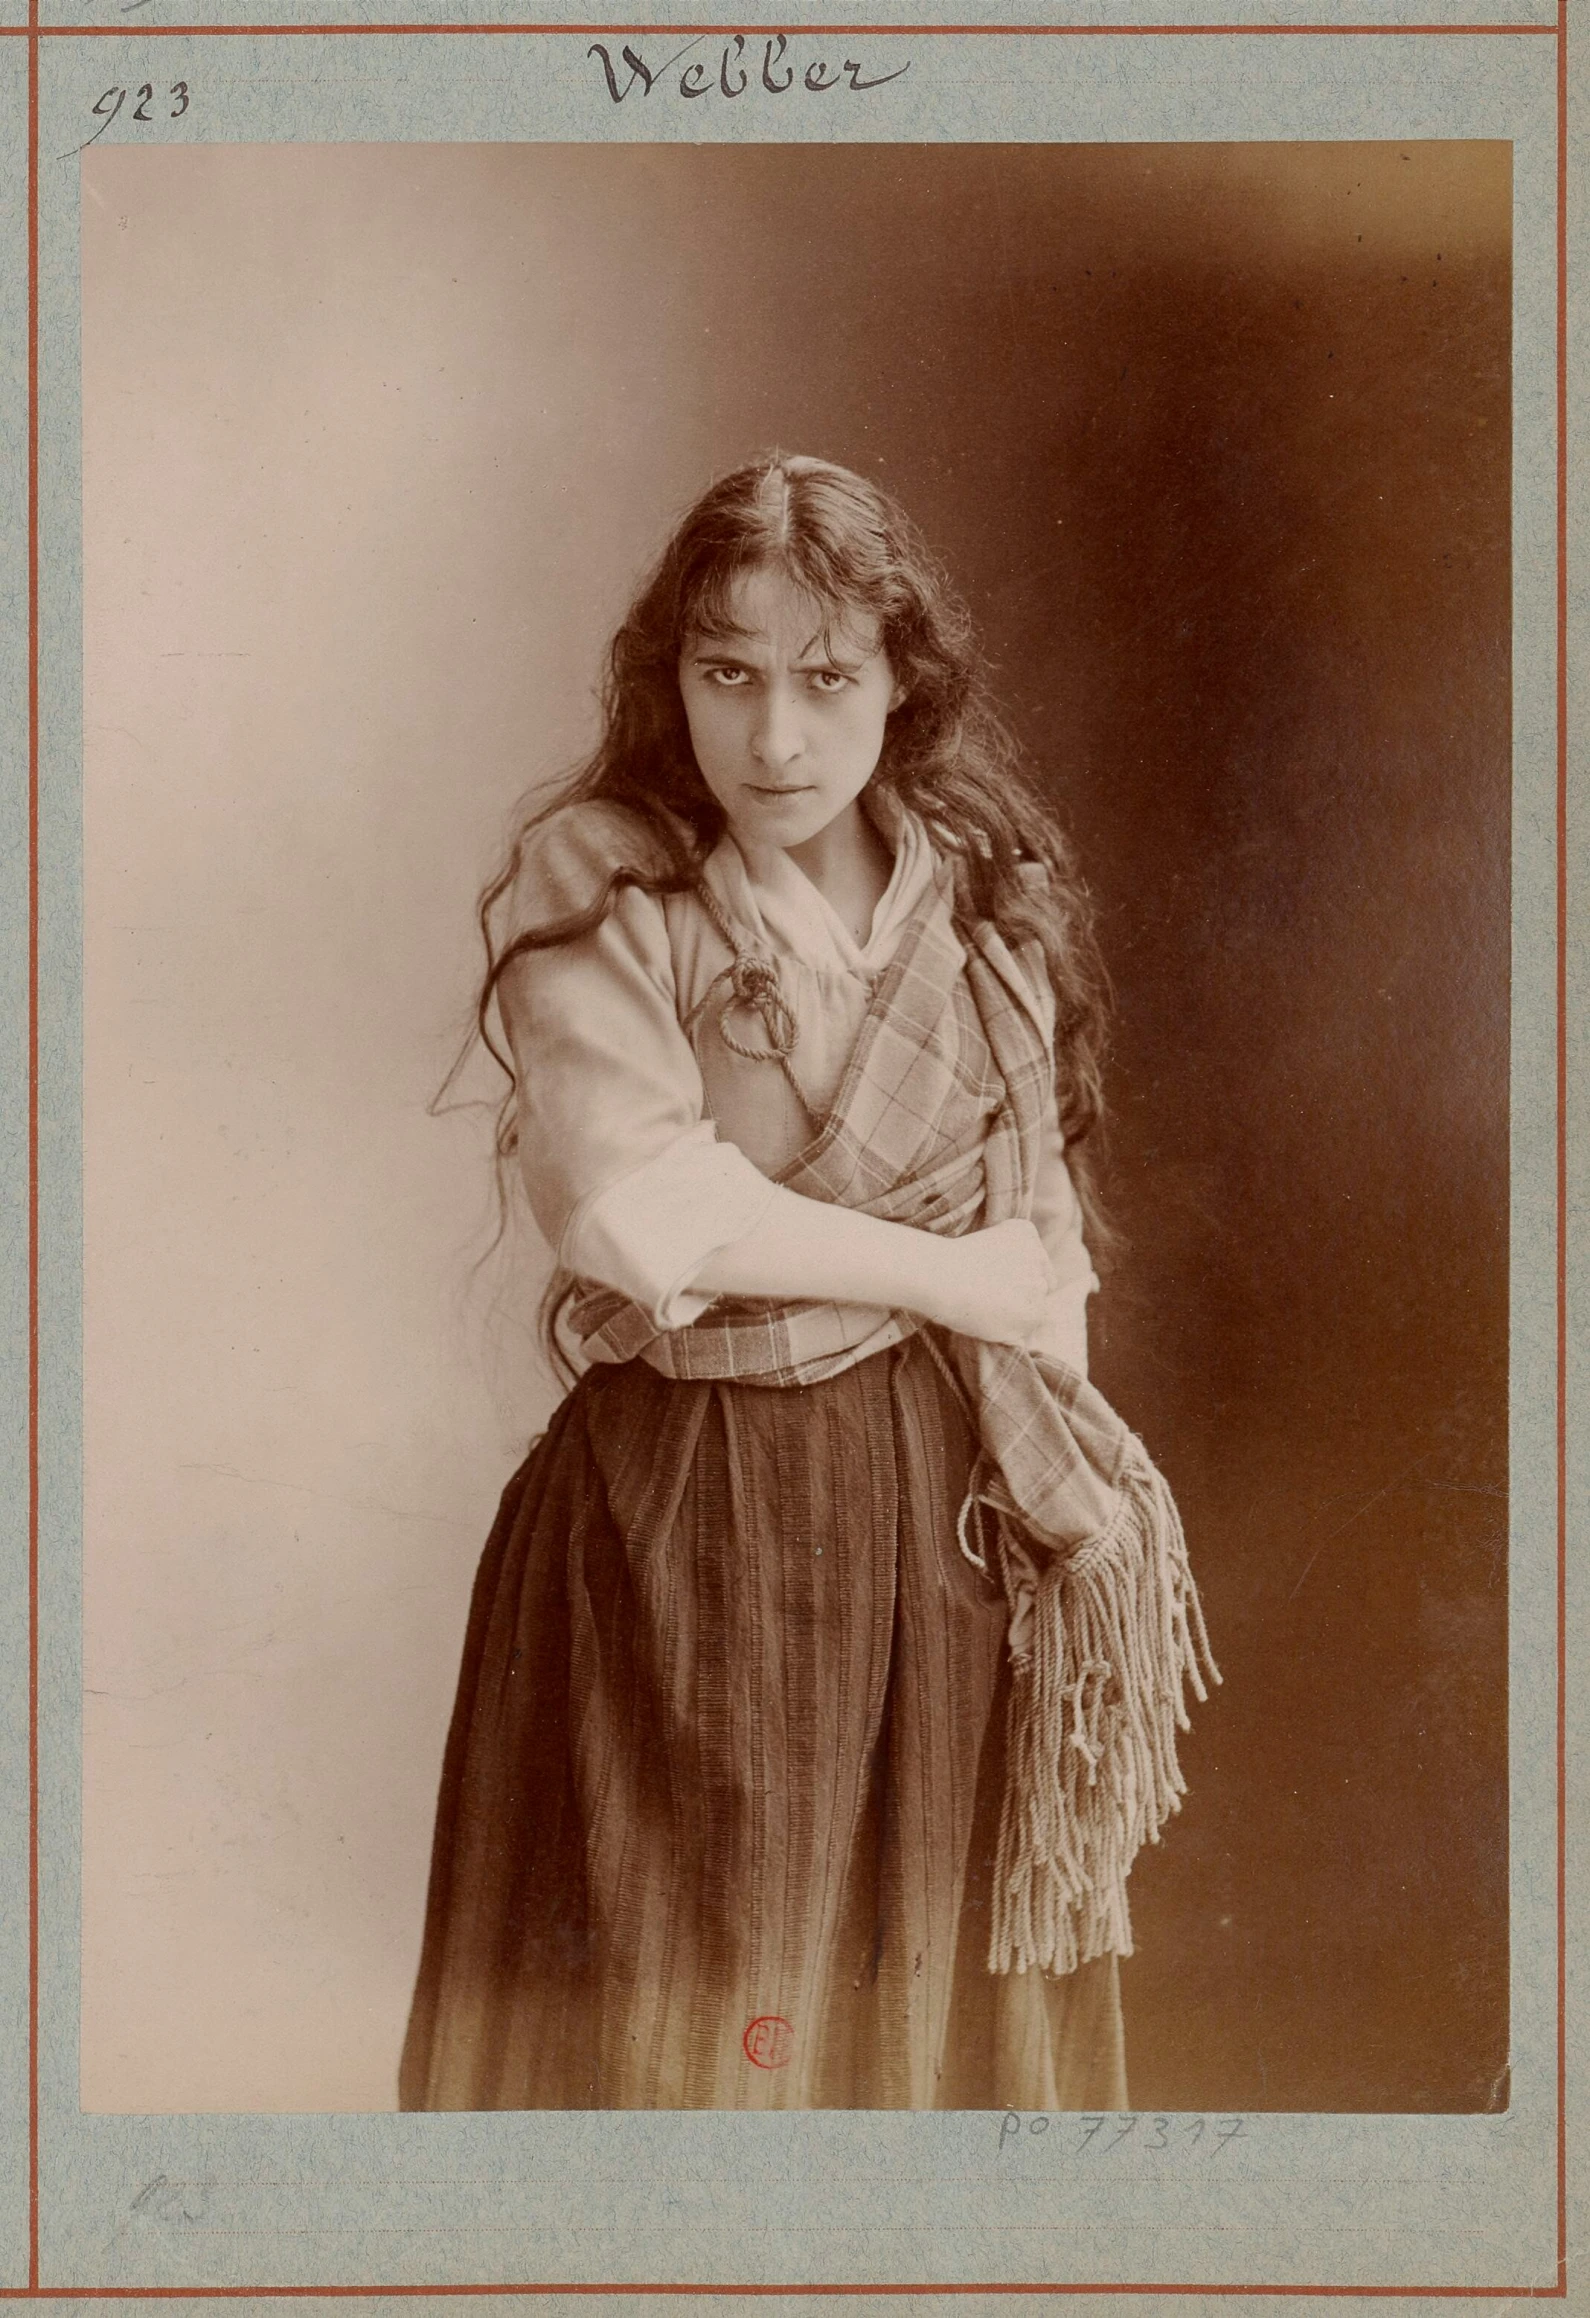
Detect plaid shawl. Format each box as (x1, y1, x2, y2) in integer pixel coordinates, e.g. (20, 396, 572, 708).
(565, 865, 1218, 1976)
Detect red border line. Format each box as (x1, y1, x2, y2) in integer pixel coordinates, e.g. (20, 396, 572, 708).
(24, 0, 39, 2282)
(13, 17, 1563, 31)
(25, 16, 1568, 2307)
(0, 2284, 1567, 2303)
(1556, 0, 1570, 2293)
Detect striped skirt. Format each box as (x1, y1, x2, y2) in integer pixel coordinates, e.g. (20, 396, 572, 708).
(398, 1335, 1126, 2111)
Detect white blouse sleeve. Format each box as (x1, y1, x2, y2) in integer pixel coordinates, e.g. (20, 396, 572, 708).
(495, 805, 780, 1329)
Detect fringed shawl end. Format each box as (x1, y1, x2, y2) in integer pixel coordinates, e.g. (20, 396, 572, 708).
(987, 1444, 1221, 1978)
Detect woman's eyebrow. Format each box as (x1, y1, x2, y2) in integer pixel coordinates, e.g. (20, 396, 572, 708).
(795, 634, 868, 668)
(686, 636, 758, 660)
(684, 629, 872, 666)
(686, 617, 757, 648)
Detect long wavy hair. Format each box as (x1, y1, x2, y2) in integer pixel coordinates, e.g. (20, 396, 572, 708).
(466, 451, 1112, 1249)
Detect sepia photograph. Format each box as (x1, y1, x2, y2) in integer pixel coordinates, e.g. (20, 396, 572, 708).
(80, 135, 1511, 2120)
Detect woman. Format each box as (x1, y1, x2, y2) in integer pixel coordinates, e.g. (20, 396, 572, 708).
(399, 454, 1215, 2112)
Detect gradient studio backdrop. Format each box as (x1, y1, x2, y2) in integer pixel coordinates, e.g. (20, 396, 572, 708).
(81, 142, 1510, 2114)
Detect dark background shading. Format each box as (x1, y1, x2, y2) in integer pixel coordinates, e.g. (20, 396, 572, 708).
(84, 140, 1509, 2111)
(593, 139, 1512, 2114)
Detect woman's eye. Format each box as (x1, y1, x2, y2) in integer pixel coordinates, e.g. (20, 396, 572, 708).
(706, 666, 749, 687)
(809, 670, 850, 693)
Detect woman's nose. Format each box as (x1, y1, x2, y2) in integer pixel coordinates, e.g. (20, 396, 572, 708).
(750, 686, 806, 768)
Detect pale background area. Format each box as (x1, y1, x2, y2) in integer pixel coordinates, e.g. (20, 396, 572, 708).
(81, 145, 714, 2110)
(81, 142, 1509, 2114)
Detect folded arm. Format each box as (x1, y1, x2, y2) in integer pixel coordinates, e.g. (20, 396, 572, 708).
(499, 806, 1090, 1358)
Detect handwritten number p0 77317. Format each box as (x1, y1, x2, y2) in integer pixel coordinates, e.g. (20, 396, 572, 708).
(997, 2111, 1252, 2157)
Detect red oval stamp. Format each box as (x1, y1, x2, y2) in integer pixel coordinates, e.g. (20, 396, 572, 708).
(742, 2014, 794, 2070)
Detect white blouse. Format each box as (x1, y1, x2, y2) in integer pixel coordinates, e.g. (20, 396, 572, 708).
(495, 797, 1098, 1373)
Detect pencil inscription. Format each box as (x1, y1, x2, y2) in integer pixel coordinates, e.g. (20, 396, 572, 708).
(130, 2174, 211, 2223)
(587, 35, 910, 105)
(997, 2113, 1251, 2156)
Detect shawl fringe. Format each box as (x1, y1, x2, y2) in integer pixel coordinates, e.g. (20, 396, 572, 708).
(986, 1445, 1220, 1975)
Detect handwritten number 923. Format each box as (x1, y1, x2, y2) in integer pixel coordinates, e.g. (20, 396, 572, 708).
(68, 82, 189, 158)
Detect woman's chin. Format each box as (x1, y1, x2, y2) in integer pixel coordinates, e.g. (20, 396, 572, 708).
(728, 795, 827, 848)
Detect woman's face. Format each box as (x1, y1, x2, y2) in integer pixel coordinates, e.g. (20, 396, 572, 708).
(678, 565, 902, 855)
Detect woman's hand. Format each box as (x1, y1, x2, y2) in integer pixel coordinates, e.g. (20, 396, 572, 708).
(915, 1218, 1053, 1347)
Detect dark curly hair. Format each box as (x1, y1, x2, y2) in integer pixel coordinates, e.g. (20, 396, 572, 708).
(467, 451, 1112, 1243)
